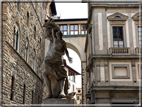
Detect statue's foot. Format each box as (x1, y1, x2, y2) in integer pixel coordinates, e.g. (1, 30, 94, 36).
(45, 93, 53, 99)
(58, 94, 66, 98)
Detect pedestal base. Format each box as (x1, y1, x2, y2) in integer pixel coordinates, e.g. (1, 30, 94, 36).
(43, 98, 76, 104)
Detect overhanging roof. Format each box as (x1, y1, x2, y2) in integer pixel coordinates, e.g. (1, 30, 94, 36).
(63, 59, 81, 75)
(45, 18, 88, 22)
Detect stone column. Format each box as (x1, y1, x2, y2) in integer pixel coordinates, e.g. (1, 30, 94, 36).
(91, 91, 95, 104)
(96, 61, 100, 86)
(131, 60, 137, 86)
(67, 24, 70, 35)
(105, 60, 109, 86)
(81, 61, 86, 104)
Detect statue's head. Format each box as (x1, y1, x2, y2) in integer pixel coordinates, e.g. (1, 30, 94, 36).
(43, 22, 60, 41)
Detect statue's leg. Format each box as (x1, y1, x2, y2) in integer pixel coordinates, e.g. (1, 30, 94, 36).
(52, 78, 66, 98)
(58, 78, 66, 98)
(42, 70, 53, 98)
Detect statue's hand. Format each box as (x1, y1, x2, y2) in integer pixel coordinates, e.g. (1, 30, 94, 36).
(68, 57, 73, 63)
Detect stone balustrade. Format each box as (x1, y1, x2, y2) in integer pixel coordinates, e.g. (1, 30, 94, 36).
(109, 47, 130, 55)
(135, 47, 142, 54)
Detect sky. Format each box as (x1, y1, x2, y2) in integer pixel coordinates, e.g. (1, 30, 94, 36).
(55, 3, 88, 19)
(55, 3, 88, 88)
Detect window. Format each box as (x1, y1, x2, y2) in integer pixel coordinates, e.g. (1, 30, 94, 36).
(10, 76, 15, 101)
(81, 24, 87, 34)
(78, 90, 81, 93)
(25, 38, 29, 62)
(38, 95, 40, 104)
(13, 25, 19, 51)
(34, 26, 36, 39)
(60, 25, 67, 35)
(32, 90, 34, 104)
(17, 0, 19, 10)
(27, 12, 29, 26)
(77, 96, 79, 100)
(32, 49, 36, 70)
(68, 71, 75, 82)
(23, 84, 26, 104)
(138, 26, 142, 47)
(70, 25, 78, 35)
(113, 27, 124, 47)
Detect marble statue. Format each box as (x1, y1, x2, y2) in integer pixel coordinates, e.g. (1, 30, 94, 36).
(39, 16, 75, 99)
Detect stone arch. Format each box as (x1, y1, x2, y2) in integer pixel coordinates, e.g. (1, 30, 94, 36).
(64, 39, 86, 62)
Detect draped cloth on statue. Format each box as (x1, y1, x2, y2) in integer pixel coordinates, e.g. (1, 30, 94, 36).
(44, 41, 69, 95)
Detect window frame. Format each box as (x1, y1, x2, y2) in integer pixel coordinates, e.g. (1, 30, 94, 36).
(70, 24, 79, 35)
(10, 76, 15, 101)
(112, 64, 130, 79)
(13, 24, 19, 52)
(34, 26, 36, 39)
(59, 24, 68, 35)
(16, 0, 19, 11)
(77, 96, 79, 100)
(109, 20, 127, 48)
(112, 26, 124, 47)
(23, 84, 26, 104)
(32, 90, 34, 104)
(25, 38, 29, 62)
(32, 49, 36, 71)
(137, 26, 142, 47)
(81, 24, 87, 34)
(27, 12, 29, 27)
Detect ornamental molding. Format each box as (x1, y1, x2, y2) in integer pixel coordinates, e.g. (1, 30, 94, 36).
(132, 11, 142, 21)
(107, 12, 128, 21)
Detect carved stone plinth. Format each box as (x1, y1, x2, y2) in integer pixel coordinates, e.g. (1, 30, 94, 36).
(43, 98, 76, 104)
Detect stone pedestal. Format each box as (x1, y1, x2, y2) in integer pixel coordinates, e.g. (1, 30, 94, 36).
(43, 98, 76, 104)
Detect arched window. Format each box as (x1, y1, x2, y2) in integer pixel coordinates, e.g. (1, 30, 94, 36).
(13, 24, 19, 51)
(25, 38, 29, 62)
(10, 76, 15, 101)
(34, 26, 36, 39)
(23, 84, 26, 104)
(32, 49, 36, 70)
(27, 12, 29, 26)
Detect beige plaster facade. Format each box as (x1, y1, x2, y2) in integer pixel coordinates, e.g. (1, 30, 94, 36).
(84, 0, 141, 104)
(76, 88, 82, 104)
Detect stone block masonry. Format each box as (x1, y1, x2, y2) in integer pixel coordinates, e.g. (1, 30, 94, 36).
(2, 2, 47, 104)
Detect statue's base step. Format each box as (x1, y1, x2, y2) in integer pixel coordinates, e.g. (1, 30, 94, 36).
(43, 98, 76, 104)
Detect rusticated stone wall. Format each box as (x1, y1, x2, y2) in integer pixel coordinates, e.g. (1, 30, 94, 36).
(2, 2, 46, 104)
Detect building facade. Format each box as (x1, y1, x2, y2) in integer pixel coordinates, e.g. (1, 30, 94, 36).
(1, 1, 55, 105)
(76, 88, 82, 104)
(84, 0, 141, 104)
(63, 59, 80, 99)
